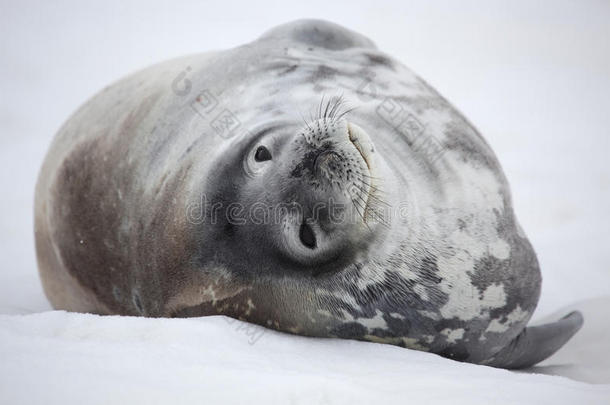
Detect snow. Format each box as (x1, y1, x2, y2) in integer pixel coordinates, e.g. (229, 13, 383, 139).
(1, 1, 609, 403)
(2, 312, 610, 405)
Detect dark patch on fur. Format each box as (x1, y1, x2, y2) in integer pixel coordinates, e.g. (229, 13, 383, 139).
(442, 119, 500, 170)
(48, 93, 198, 317)
(290, 142, 333, 178)
(278, 64, 298, 76)
(365, 53, 394, 70)
(310, 65, 339, 81)
(418, 255, 443, 284)
(383, 313, 412, 336)
(266, 20, 375, 51)
(332, 322, 368, 338)
(438, 346, 470, 362)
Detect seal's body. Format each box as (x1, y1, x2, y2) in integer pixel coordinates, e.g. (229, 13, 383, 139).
(35, 20, 582, 368)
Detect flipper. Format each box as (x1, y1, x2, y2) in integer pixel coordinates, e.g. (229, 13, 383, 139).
(486, 311, 584, 369)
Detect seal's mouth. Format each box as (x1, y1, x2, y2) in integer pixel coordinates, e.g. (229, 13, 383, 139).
(347, 123, 373, 171)
(346, 122, 377, 222)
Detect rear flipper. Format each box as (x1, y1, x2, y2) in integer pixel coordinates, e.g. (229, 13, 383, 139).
(485, 311, 584, 369)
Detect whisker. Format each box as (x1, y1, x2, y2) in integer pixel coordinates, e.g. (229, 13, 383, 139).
(354, 172, 382, 181)
(323, 96, 333, 122)
(350, 197, 372, 232)
(299, 111, 313, 132)
(335, 106, 357, 122)
(350, 187, 391, 226)
(328, 94, 345, 121)
(356, 194, 390, 225)
(352, 200, 375, 231)
(351, 192, 390, 229)
(318, 94, 327, 122)
(352, 178, 389, 200)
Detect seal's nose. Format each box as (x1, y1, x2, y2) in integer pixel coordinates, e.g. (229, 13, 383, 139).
(313, 120, 375, 182)
(314, 150, 343, 179)
(281, 119, 377, 266)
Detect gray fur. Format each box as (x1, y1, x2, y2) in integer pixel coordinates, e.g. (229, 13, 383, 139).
(34, 19, 582, 368)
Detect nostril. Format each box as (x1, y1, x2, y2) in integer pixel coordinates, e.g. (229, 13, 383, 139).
(299, 221, 317, 249)
(314, 150, 341, 176)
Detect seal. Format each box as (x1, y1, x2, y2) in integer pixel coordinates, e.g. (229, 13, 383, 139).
(35, 19, 583, 368)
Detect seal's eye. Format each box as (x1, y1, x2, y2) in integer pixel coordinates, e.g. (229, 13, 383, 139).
(254, 146, 272, 162)
(299, 221, 316, 249)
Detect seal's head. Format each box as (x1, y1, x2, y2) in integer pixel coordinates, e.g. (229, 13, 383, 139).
(201, 98, 388, 281)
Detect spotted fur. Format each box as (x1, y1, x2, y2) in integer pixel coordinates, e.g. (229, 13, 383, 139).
(35, 19, 582, 368)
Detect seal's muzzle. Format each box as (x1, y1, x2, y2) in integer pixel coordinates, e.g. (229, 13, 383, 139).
(276, 118, 379, 267)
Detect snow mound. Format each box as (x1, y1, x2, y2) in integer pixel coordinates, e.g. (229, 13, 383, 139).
(1, 311, 608, 405)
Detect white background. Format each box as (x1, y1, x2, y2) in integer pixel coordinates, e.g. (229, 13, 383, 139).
(1, 1, 609, 403)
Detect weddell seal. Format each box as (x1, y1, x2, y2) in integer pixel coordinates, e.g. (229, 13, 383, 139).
(35, 19, 583, 368)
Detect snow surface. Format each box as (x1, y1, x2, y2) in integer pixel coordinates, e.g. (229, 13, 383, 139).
(1, 1, 609, 403)
(2, 311, 610, 405)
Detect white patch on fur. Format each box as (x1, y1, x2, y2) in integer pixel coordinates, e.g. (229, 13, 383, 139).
(418, 310, 440, 320)
(402, 337, 429, 351)
(441, 328, 465, 344)
(339, 309, 355, 322)
(432, 159, 513, 321)
(484, 305, 529, 334)
(317, 288, 359, 310)
(317, 309, 334, 319)
(356, 309, 388, 331)
(438, 265, 507, 321)
(245, 298, 255, 315)
(489, 238, 510, 260)
(413, 284, 429, 301)
(354, 263, 388, 291)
